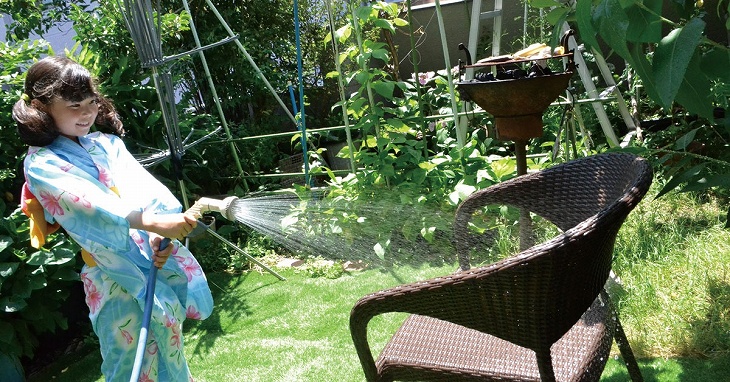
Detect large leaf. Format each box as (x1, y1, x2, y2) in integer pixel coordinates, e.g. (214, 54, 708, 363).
(624, 0, 663, 43)
(700, 48, 730, 82)
(673, 128, 699, 150)
(0, 262, 19, 279)
(628, 44, 662, 106)
(575, 0, 601, 51)
(680, 173, 730, 193)
(0, 236, 12, 253)
(655, 163, 706, 199)
(674, 51, 714, 119)
(371, 80, 394, 99)
(653, 17, 705, 110)
(50, 266, 80, 281)
(594, 0, 632, 60)
(26, 246, 75, 266)
(0, 296, 27, 313)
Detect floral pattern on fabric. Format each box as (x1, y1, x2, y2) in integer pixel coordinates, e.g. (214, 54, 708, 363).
(25, 133, 213, 381)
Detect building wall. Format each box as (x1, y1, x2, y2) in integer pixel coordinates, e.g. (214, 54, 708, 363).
(392, 1, 528, 80)
(393, 0, 729, 80)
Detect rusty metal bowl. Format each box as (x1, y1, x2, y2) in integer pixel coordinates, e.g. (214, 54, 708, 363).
(458, 71, 573, 141)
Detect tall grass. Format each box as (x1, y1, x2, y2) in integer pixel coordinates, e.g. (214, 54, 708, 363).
(613, 187, 730, 359)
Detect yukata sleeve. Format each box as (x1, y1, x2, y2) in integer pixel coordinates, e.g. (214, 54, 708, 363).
(105, 135, 183, 214)
(24, 150, 136, 256)
(23, 149, 162, 312)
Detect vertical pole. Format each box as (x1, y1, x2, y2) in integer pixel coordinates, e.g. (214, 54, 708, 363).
(466, 0, 482, 81)
(492, 0, 502, 57)
(326, 0, 357, 172)
(180, 0, 247, 191)
(351, 1, 381, 139)
(293, 0, 311, 186)
(515, 139, 533, 250)
(561, 23, 619, 147)
(204, 0, 298, 126)
(433, 0, 464, 148)
(406, 0, 429, 160)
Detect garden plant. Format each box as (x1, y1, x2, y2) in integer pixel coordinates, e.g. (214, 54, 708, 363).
(0, 0, 729, 380)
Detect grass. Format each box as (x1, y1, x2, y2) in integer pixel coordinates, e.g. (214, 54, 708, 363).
(28, 186, 730, 381)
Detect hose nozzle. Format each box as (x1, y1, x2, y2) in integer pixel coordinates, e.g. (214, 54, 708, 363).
(187, 196, 238, 221)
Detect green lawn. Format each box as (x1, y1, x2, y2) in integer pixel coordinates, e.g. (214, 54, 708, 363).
(29, 265, 730, 382)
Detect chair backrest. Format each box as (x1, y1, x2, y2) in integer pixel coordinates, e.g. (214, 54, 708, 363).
(450, 152, 653, 351)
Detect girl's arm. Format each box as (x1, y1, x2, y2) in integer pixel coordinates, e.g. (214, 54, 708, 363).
(126, 210, 197, 241)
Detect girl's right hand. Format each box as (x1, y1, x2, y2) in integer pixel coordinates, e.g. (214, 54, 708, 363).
(127, 211, 198, 240)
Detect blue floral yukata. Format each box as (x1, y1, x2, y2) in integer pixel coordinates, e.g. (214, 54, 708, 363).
(23, 132, 213, 381)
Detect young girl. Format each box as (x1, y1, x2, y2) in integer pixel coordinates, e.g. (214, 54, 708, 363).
(14, 56, 213, 381)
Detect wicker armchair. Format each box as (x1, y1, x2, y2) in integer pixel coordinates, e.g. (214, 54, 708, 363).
(349, 152, 652, 382)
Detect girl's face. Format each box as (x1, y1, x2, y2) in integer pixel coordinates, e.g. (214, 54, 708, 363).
(45, 96, 99, 142)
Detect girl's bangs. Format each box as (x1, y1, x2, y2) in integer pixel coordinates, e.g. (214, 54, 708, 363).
(57, 65, 97, 101)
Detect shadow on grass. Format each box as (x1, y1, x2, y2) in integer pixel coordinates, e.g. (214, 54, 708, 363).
(184, 271, 278, 357)
(687, 278, 730, 356)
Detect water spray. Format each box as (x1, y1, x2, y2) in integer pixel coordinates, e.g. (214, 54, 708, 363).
(186, 196, 286, 281)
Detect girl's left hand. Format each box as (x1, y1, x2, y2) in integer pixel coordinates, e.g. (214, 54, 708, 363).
(150, 235, 174, 268)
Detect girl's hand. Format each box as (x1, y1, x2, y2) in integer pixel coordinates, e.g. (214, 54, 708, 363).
(152, 213, 198, 240)
(150, 234, 174, 269)
(128, 211, 198, 240)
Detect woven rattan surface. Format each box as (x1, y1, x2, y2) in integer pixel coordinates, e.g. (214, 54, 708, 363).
(350, 153, 652, 382)
(377, 294, 613, 382)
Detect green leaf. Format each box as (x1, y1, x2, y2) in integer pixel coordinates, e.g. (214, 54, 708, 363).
(0, 320, 14, 343)
(370, 48, 390, 63)
(674, 128, 699, 150)
(373, 19, 395, 34)
(529, 0, 562, 8)
(0, 262, 19, 278)
(680, 174, 730, 193)
(355, 71, 369, 85)
(624, 0, 663, 43)
(594, 0, 632, 60)
(491, 158, 516, 181)
(628, 44, 663, 108)
(371, 81, 394, 99)
(655, 163, 706, 199)
(700, 48, 730, 82)
(336, 24, 351, 41)
(420, 226, 436, 242)
(26, 247, 75, 266)
(373, 241, 386, 260)
(545, 7, 568, 26)
(653, 17, 705, 110)
(0, 236, 12, 253)
(392, 18, 408, 27)
(1, 296, 27, 313)
(575, 0, 601, 51)
(674, 52, 714, 119)
(51, 266, 80, 281)
(449, 182, 476, 205)
(355, 5, 373, 21)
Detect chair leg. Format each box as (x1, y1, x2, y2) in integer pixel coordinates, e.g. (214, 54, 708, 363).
(535, 349, 556, 382)
(613, 309, 644, 382)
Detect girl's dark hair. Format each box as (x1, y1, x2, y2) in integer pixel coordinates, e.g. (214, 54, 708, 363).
(12, 56, 125, 146)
